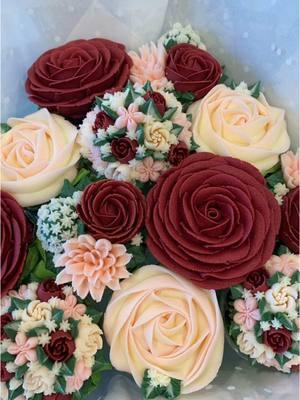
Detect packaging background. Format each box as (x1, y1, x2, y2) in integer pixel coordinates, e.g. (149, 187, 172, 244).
(1, 1, 299, 399)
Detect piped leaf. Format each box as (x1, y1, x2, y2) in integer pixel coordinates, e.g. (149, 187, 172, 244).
(230, 285, 244, 300)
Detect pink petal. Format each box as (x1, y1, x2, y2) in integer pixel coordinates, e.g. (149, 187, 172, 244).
(245, 296, 258, 311)
(250, 309, 261, 321)
(15, 353, 27, 366)
(233, 299, 246, 313)
(233, 313, 246, 326)
(244, 317, 257, 331)
(115, 115, 127, 129)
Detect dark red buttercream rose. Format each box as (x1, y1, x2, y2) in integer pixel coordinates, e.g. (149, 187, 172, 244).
(263, 327, 292, 354)
(143, 91, 167, 116)
(77, 180, 146, 243)
(165, 44, 222, 99)
(25, 39, 132, 120)
(37, 279, 65, 302)
(111, 138, 138, 163)
(243, 268, 269, 293)
(1, 191, 31, 297)
(1, 313, 12, 340)
(279, 187, 299, 253)
(1, 362, 12, 382)
(146, 152, 281, 289)
(93, 111, 114, 133)
(168, 142, 189, 166)
(44, 331, 75, 362)
(44, 395, 72, 400)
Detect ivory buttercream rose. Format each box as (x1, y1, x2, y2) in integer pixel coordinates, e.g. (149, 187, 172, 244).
(0, 108, 80, 206)
(23, 362, 56, 397)
(103, 265, 224, 394)
(144, 121, 174, 152)
(265, 283, 297, 313)
(20, 300, 52, 332)
(189, 84, 290, 171)
(74, 316, 103, 366)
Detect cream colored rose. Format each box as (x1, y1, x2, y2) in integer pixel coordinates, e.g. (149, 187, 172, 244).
(103, 265, 224, 394)
(189, 84, 290, 172)
(20, 300, 52, 332)
(237, 331, 274, 364)
(1, 108, 80, 206)
(75, 315, 103, 365)
(265, 283, 297, 313)
(23, 362, 55, 397)
(144, 121, 174, 152)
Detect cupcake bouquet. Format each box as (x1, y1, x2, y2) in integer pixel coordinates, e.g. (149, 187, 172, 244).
(1, 21, 299, 400)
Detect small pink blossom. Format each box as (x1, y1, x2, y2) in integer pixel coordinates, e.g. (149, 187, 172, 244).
(115, 103, 144, 132)
(66, 360, 92, 393)
(281, 150, 300, 189)
(135, 157, 165, 182)
(59, 294, 87, 320)
(233, 297, 261, 331)
(265, 254, 300, 278)
(173, 113, 192, 147)
(7, 332, 38, 366)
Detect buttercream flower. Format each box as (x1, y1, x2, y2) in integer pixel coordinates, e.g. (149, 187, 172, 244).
(55, 235, 131, 302)
(279, 187, 299, 253)
(44, 331, 75, 362)
(115, 104, 144, 132)
(37, 280, 65, 302)
(23, 362, 56, 397)
(75, 315, 103, 364)
(265, 283, 297, 313)
(7, 332, 38, 366)
(189, 84, 290, 172)
(129, 42, 168, 90)
(58, 295, 86, 320)
(263, 327, 292, 354)
(233, 297, 261, 331)
(165, 44, 221, 99)
(168, 142, 189, 166)
(1, 109, 80, 206)
(20, 300, 52, 331)
(1, 313, 12, 340)
(93, 111, 114, 133)
(281, 150, 300, 189)
(144, 121, 173, 152)
(173, 112, 192, 147)
(1, 191, 31, 297)
(77, 180, 146, 243)
(135, 157, 165, 182)
(65, 360, 92, 393)
(143, 91, 167, 116)
(25, 38, 132, 120)
(243, 268, 270, 293)
(111, 138, 138, 164)
(9, 283, 38, 302)
(104, 265, 224, 394)
(265, 254, 300, 277)
(237, 331, 275, 364)
(146, 152, 281, 289)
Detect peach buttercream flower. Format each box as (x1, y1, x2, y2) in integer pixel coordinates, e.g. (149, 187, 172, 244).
(7, 332, 38, 366)
(129, 42, 168, 90)
(55, 234, 131, 302)
(115, 104, 144, 132)
(281, 150, 300, 189)
(189, 84, 290, 172)
(65, 360, 92, 393)
(58, 294, 87, 320)
(233, 297, 261, 331)
(103, 265, 224, 394)
(265, 254, 300, 278)
(135, 157, 165, 182)
(0, 108, 80, 206)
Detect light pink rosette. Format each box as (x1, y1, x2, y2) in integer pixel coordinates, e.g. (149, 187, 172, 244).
(281, 150, 300, 189)
(103, 265, 224, 394)
(265, 254, 300, 278)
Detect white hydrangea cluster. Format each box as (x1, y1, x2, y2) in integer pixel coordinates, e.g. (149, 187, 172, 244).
(37, 192, 82, 254)
(160, 22, 206, 50)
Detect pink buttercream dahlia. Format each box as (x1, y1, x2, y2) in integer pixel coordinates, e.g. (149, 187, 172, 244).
(281, 150, 300, 189)
(55, 235, 131, 302)
(129, 42, 168, 90)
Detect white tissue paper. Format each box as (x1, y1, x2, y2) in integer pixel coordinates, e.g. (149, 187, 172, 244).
(1, 1, 299, 399)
